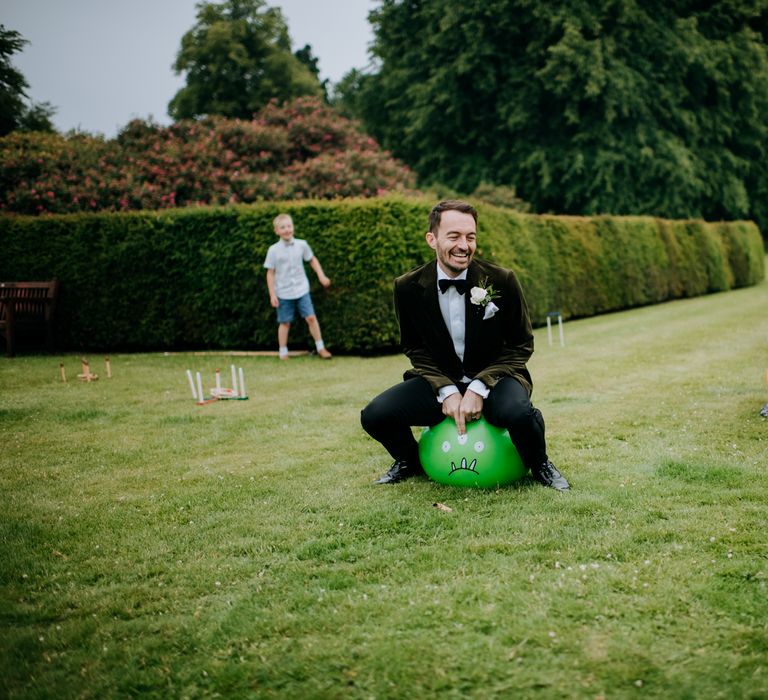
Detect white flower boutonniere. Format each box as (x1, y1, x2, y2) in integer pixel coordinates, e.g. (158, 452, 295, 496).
(470, 278, 499, 320)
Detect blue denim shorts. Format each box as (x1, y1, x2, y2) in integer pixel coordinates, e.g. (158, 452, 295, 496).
(277, 293, 315, 323)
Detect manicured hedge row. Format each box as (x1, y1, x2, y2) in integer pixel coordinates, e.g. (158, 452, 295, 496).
(0, 198, 763, 353)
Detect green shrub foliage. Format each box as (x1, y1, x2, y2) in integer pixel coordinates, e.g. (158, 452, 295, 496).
(0, 199, 762, 353)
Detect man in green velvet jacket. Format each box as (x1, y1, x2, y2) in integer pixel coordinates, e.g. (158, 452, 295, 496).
(360, 199, 570, 491)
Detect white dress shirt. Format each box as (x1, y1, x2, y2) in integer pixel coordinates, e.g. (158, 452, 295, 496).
(435, 266, 489, 403)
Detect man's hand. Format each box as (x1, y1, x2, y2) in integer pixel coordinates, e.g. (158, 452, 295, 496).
(442, 390, 484, 435)
(318, 274, 331, 288)
(270, 294, 279, 308)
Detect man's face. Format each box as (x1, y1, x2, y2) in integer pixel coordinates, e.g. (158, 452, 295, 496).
(274, 217, 294, 241)
(426, 210, 477, 277)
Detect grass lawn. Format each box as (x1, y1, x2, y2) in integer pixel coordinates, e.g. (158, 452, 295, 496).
(2, 278, 767, 699)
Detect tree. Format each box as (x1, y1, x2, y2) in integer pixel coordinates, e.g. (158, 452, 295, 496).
(344, 1, 768, 234)
(331, 68, 367, 118)
(0, 26, 27, 135)
(295, 43, 329, 101)
(17, 100, 56, 132)
(0, 25, 55, 136)
(169, 0, 322, 120)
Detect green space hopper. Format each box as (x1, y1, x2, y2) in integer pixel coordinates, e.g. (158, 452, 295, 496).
(419, 417, 527, 489)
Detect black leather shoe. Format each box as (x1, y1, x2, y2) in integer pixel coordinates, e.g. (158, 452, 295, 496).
(375, 460, 418, 484)
(532, 460, 570, 491)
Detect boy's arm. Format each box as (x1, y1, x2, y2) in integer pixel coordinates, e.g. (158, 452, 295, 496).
(309, 256, 331, 288)
(266, 269, 279, 308)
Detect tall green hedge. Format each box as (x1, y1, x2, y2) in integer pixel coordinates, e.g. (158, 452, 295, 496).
(0, 198, 763, 353)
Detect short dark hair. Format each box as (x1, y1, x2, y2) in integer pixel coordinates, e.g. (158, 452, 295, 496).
(428, 200, 478, 233)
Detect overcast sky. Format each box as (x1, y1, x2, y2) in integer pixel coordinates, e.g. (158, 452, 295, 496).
(3, 0, 377, 137)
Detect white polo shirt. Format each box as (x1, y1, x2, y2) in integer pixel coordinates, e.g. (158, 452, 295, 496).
(263, 237, 314, 300)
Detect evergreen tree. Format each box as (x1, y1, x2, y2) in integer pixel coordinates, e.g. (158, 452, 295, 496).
(294, 43, 329, 101)
(344, 0, 768, 233)
(0, 25, 55, 135)
(169, 0, 322, 120)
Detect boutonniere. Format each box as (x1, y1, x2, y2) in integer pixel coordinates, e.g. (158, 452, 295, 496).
(470, 278, 499, 320)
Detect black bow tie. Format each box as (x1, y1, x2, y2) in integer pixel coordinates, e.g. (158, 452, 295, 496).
(439, 278, 468, 294)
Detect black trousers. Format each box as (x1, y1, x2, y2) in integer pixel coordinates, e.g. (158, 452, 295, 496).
(360, 376, 548, 469)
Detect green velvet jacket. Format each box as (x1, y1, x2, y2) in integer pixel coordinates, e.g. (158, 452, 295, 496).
(394, 258, 534, 396)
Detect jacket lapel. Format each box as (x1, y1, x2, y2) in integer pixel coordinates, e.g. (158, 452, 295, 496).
(417, 262, 454, 350)
(418, 262, 460, 367)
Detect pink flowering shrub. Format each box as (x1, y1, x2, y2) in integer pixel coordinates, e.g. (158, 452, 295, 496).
(0, 98, 417, 215)
(256, 97, 375, 163)
(280, 149, 420, 199)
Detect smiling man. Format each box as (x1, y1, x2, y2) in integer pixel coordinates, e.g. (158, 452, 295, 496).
(360, 199, 570, 490)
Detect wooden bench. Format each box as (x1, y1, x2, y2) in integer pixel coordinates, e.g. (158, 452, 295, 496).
(0, 279, 60, 357)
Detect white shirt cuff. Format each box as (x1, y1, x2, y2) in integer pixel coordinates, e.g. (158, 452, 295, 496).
(467, 379, 489, 398)
(437, 385, 460, 403)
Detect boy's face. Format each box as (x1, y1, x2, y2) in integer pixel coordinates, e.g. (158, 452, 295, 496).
(274, 217, 294, 241)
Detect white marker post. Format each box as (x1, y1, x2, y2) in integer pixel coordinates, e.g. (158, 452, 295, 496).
(215, 368, 222, 392)
(186, 369, 198, 400)
(231, 365, 239, 397)
(546, 312, 565, 347)
(196, 372, 205, 405)
(238, 367, 246, 398)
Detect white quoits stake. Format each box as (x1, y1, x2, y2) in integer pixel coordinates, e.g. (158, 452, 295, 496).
(187, 366, 246, 403)
(546, 312, 565, 347)
(238, 367, 246, 398)
(186, 369, 197, 400)
(196, 372, 204, 405)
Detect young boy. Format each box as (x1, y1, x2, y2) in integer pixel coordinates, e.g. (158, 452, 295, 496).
(264, 213, 332, 360)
